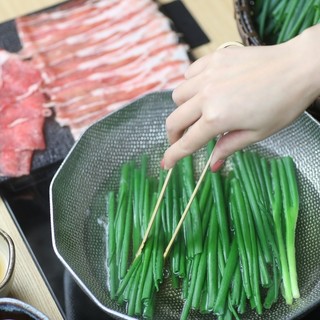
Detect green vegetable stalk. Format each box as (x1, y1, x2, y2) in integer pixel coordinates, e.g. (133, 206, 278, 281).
(207, 141, 230, 263)
(233, 151, 271, 263)
(114, 163, 130, 265)
(230, 179, 252, 299)
(106, 191, 117, 299)
(214, 238, 239, 315)
(277, 156, 300, 299)
(254, 0, 319, 44)
(132, 168, 142, 255)
(107, 148, 301, 319)
(268, 159, 293, 304)
(206, 206, 219, 311)
(181, 155, 203, 256)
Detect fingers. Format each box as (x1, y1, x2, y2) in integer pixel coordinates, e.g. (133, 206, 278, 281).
(163, 126, 259, 171)
(166, 94, 202, 145)
(210, 130, 258, 171)
(163, 116, 224, 169)
(172, 73, 204, 106)
(184, 42, 243, 80)
(184, 54, 211, 79)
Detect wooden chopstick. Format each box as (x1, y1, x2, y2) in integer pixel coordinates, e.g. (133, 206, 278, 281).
(135, 149, 213, 261)
(163, 151, 213, 259)
(134, 42, 241, 260)
(135, 167, 173, 258)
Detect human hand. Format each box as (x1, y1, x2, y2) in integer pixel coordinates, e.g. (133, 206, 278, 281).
(162, 26, 320, 171)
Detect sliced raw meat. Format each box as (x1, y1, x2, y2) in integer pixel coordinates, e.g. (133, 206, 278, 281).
(0, 116, 46, 151)
(0, 50, 48, 177)
(18, 1, 157, 57)
(1, 53, 42, 98)
(15, 0, 191, 141)
(0, 92, 49, 126)
(33, 17, 171, 68)
(0, 150, 33, 177)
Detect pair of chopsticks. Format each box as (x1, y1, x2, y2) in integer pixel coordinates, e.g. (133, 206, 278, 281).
(135, 150, 213, 260)
(135, 42, 243, 261)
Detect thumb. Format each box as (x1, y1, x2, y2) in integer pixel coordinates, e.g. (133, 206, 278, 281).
(210, 130, 258, 172)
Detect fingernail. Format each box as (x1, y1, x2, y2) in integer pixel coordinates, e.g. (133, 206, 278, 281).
(160, 158, 165, 169)
(211, 159, 225, 172)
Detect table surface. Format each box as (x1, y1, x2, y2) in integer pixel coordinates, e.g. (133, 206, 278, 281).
(0, 0, 242, 56)
(0, 198, 64, 319)
(0, 0, 66, 23)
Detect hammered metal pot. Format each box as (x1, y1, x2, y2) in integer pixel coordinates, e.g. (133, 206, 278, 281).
(50, 91, 320, 320)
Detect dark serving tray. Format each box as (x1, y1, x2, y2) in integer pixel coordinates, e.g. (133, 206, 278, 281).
(0, 0, 208, 186)
(1, 1, 319, 188)
(0, 20, 75, 185)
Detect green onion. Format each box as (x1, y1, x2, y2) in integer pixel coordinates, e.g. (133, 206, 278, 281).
(191, 242, 208, 309)
(139, 154, 148, 237)
(181, 155, 203, 256)
(115, 163, 131, 268)
(206, 206, 219, 311)
(230, 179, 252, 298)
(269, 159, 293, 304)
(257, 240, 271, 288)
(257, 0, 271, 40)
(264, 256, 281, 309)
(228, 295, 241, 320)
(109, 149, 301, 319)
(182, 187, 194, 258)
(285, 1, 314, 41)
(278, 157, 300, 299)
(243, 152, 279, 264)
(231, 263, 242, 307)
(182, 258, 192, 300)
(135, 194, 157, 315)
(241, 176, 262, 314)
(152, 199, 164, 290)
(180, 254, 201, 320)
(106, 191, 117, 299)
(238, 286, 247, 314)
(233, 151, 271, 263)
(199, 172, 212, 214)
(133, 168, 141, 255)
(214, 238, 239, 315)
(116, 254, 142, 298)
(254, 0, 319, 44)
(119, 169, 134, 279)
(211, 169, 230, 263)
(142, 288, 155, 320)
(127, 267, 141, 316)
(199, 286, 210, 314)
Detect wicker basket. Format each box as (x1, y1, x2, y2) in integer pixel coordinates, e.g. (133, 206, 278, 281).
(233, 0, 320, 118)
(233, 0, 263, 46)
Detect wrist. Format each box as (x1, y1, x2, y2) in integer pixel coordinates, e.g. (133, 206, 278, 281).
(292, 25, 320, 100)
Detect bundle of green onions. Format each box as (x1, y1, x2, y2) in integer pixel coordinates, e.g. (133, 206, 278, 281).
(254, 0, 320, 44)
(105, 143, 300, 319)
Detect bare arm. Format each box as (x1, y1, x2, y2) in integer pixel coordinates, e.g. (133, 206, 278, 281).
(162, 25, 320, 171)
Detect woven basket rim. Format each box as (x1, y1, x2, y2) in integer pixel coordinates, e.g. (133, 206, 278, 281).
(233, 0, 320, 114)
(233, 0, 263, 46)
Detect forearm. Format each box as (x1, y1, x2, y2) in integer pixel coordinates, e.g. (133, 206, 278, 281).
(163, 25, 320, 170)
(292, 24, 320, 103)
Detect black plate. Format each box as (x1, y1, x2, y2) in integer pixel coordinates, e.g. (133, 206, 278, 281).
(0, 20, 75, 185)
